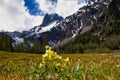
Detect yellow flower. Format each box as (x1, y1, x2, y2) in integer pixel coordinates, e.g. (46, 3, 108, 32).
(55, 52, 57, 55)
(10, 60, 12, 63)
(49, 47, 52, 50)
(49, 56, 52, 60)
(43, 53, 49, 58)
(42, 54, 46, 58)
(39, 63, 43, 68)
(65, 57, 69, 62)
(39, 45, 70, 69)
(63, 63, 67, 67)
(42, 60, 46, 64)
(56, 63, 61, 67)
(49, 50, 54, 55)
(45, 45, 50, 50)
(61, 68, 64, 71)
(58, 56, 62, 59)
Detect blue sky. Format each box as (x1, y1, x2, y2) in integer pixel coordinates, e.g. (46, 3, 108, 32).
(24, 0, 44, 16)
(0, 0, 88, 32)
(24, 0, 89, 16)
(24, 0, 58, 16)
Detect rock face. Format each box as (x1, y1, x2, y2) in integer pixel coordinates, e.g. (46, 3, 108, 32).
(3, 0, 114, 46)
(52, 0, 112, 46)
(40, 13, 63, 27)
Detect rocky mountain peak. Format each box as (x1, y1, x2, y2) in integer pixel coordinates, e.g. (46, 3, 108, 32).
(40, 13, 63, 27)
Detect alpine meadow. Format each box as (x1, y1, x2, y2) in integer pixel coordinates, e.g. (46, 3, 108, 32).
(0, 0, 120, 79)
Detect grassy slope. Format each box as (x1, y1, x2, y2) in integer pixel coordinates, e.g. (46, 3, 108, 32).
(0, 51, 120, 79)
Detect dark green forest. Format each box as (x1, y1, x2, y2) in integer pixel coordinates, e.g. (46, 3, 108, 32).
(0, 33, 13, 52)
(0, 33, 46, 53)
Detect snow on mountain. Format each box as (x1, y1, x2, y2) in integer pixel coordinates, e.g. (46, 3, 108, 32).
(25, 21, 57, 38)
(38, 21, 57, 33)
(12, 37, 24, 46)
(13, 37, 23, 43)
(16, 13, 63, 46)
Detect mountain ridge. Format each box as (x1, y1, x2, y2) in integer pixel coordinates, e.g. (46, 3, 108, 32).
(56, 0, 120, 53)
(1, 0, 112, 46)
(1, 0, 120, 53)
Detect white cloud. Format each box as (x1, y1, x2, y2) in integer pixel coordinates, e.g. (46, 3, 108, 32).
(36, 0, 56, 14)
(0, 0, 43, 32)
(0, 0, 87, 32)
(36, 0, 87, 17)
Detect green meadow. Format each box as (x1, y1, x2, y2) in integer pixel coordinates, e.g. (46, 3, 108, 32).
(0, 51, 120, 80)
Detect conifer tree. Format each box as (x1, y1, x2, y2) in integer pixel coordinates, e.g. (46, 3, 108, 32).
(33, 39, 43, 53)
(23, 38, 30, 52)
(0, 33, 13, 51)
(43, 34, 49, 46)
(14, 43, 23, 52)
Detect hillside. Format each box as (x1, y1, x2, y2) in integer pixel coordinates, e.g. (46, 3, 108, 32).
(56, 0, 120, 53)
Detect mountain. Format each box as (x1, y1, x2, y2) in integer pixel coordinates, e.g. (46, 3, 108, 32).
(21, 0, 112, 47)
(5, 0, 111, 43)
(6, 31, 23, 38)
(56, 0, 120, 53)
(23, 13, 63, 41)
(1, 13, 63, 45)
(52, 0, 112, 46)
(1, 0, 120, 51)
(40, 13, 63, 27)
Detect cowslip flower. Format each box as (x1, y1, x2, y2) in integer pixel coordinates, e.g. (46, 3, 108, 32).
(57, 55, 62, 59)
(56, 63, 61, 67)
(42, 53, 48, 58)
(45, 45, 50, 50)
(65, 57, 69, 62)
(39, 63, 43, 68)
(39, 45, 70, 69)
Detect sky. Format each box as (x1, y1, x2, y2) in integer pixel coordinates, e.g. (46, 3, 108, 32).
(0, 0, 88, 32)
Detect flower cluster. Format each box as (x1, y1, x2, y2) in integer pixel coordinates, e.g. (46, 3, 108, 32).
(39, 45, 70, 69)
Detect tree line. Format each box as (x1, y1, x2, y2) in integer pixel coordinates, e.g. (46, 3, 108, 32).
(0, 33, 49, 53)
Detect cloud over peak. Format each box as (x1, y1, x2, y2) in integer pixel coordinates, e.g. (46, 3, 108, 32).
(0, 0, 43, 32)
(36, 0, 87, 17)
(0, 0, 87, 32)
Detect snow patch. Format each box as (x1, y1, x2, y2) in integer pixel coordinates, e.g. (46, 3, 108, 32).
(37, 21, 57, 34)
(65, 18, 69, 22)
(95, 0, 98, 2)
(72, 20, 83, 38)
(26, 21, 57, 38)
(81, 9, 86, 13)
(13, 37, 23, 44)
(93, 15, 97, 20)
(90, 1, 94, 5)
(72, 33, 77, 38)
